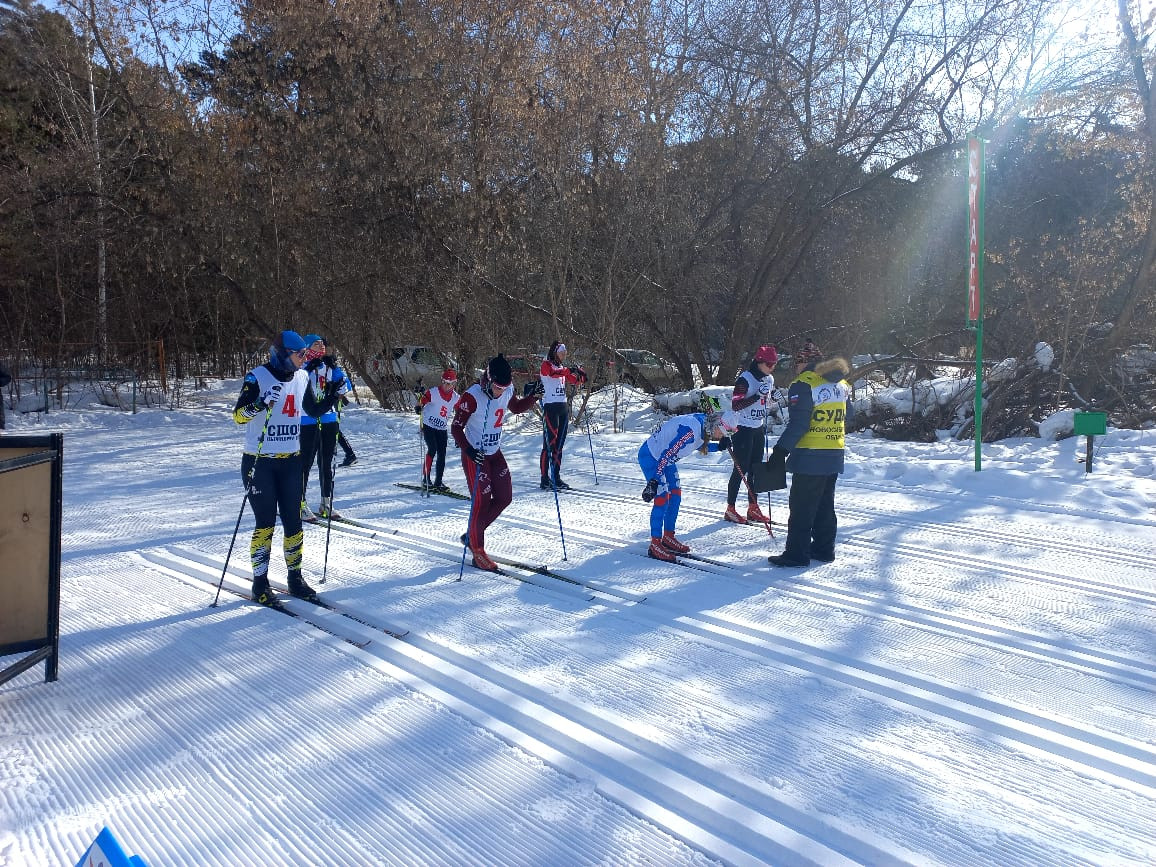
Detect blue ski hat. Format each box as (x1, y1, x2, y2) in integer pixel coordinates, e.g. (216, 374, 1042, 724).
(303, 333, 323, 346)
(270, 330, 307, 371)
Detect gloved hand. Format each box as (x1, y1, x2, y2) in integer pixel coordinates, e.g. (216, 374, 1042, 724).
(322, 354, 338, 368)
(260, 383, 283, 406)
(770, 444, 788, 464)
(758, 380, 772, 396)
(576, 366, 588, 384)
(523, 381, 539, 398)
(642, 478, 659, 503)
(530, 379, 546, 397)
(717, 435, 732, 452)
(466, 445, 485, 465)
(415, 402, 423, 414)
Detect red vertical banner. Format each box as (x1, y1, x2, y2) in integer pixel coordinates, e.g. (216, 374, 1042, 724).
(966, 136, 984, 326)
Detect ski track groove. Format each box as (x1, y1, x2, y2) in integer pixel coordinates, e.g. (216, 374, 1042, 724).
(582, 463, 1156, 576)
(155, 537, 1156, 792)
(504, 510, 1156, 686)
(296, 509, 1156, 763)
(531, 468, 1156, 645)
(144, 549, 870, 866)
(142, 543, 1156, 867)
(63, 556, 706, 867)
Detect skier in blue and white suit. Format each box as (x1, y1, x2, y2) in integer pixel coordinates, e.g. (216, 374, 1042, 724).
(299, 334, 353, 521)
(638, 406, 738, 561)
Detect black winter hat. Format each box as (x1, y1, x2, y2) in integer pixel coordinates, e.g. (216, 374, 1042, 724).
(488, 354, 513, 386)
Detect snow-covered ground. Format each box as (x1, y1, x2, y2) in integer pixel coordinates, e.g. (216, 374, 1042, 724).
(2, 380, 1155, 866)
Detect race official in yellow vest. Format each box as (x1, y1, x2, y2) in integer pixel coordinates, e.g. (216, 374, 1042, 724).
(767, 342, 854, 567)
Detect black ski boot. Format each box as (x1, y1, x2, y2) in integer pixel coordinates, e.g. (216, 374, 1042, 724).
(287, 570, 320, 603)
(552, 476, 571, 491)
(540, 476, 552, 489)
(252, 578, 281, 608)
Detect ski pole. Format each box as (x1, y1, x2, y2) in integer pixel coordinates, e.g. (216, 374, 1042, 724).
(727, 443, 773, 537)
(458, 394, 491, 580)
(321, 408, 340, 585)
(543, 400, 569, 561)
(213, 404, 272, 607)
(582, 385, 599, 484)
(419, 417, 430, 498)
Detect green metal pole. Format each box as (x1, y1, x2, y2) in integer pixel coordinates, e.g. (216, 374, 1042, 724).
(967, 136, 986, 471)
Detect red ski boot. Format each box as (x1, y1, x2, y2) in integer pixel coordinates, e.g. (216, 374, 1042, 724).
(661, 531, 690, 554)
(647, 537, 677, 562)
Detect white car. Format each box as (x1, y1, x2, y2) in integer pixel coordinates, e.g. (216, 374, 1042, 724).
(368, 345, 458, 392)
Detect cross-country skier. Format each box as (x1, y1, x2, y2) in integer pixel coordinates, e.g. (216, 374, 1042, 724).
(418, 368, 461, 492)
(538, 341, 587, 490)
(723, 344, 778, 525)
(451, 354, 543, 571)
(232, 330, 342, 606)
(638, 398, 738, 562)
(299, 335, 353, 521)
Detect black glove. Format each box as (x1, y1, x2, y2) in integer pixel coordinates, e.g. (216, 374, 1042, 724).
(415, 402, 423, 414)
(523, 381, 538, 398)
(322, 354, 338, 367)
(576, 366, 588, 384)
(642, 478, 659, 503)
(770, 444, 788, 464)
(533, 379, 545, 396)
(717, 435, 732, 452)
(466, 445, 485, 465)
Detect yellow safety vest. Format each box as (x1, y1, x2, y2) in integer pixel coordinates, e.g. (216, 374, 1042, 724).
(793, 371, 850, 450)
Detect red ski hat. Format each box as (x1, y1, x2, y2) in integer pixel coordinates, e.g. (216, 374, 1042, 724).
(754, 345, 778, 366)
(794, 339, 822, 366)
(441, 369, 457, 382)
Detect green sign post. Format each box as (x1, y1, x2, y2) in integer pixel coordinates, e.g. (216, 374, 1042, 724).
(966, 136, 986, 471)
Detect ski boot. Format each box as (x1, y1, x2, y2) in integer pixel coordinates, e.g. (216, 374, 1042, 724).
(319, 496, 343, 520)
(723, 505, 748, 524)
(746, 503, 770, 524)
(471, 547, 500, 572)
(660, 531, 690, 554)
(287, 570, 321, 603)
(647, 537, 677, 562)
(251, 578, 281, 608)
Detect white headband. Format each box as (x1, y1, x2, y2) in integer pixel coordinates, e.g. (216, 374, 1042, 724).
(556, 343, 567, 354)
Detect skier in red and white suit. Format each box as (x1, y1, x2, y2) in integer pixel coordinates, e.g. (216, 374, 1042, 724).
(538, 340, 587, 490)
(451, 354, 543, 571)
(417, 368, 462, 492)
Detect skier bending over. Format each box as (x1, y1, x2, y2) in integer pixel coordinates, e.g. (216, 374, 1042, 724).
(232, 330, 342, 606)
(639, 398, 738, 561)
(451, 354, 543, 572)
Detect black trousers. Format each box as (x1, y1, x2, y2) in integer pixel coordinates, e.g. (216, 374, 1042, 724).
(301, 420, 339, 499)
(422, 424, 449, 484)
(540, 402, 569, 480)
(727, 425, 764, 506)
(782, 472, 838, 562)
(241, 453, 304, 537)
